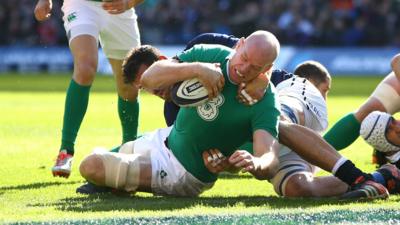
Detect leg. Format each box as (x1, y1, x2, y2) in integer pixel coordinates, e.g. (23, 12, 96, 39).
(100, 9, 140, 144)
(285, 174, 348, 197)
(324, 72, 400, 150)
(279, 121, 389, 199)
(110, 58, 140, 143)
(79, 142, 152, 193)
(53, 34, 98, 178)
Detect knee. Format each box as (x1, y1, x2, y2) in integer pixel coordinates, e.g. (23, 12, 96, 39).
(118, 83, 139, 101)
(283, 175, 314, 197)
(79, 154, 105, 185)
(73, 58, 97, 85)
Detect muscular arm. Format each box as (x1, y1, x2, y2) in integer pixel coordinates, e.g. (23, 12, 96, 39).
(229, 130, 279, 180)
(251, 129, 279, 179)
(141, 59, 224, 98)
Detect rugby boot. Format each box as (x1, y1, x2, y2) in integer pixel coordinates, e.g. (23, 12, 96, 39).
(340, 175, 389, 200)
(76, 182, 112, 195)
(52, 150, 73, 178)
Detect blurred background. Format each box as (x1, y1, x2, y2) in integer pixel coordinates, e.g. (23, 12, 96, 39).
(0, 0, 399, 75)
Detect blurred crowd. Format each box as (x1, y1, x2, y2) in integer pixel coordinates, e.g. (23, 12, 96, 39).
(1, 0, 400, 47)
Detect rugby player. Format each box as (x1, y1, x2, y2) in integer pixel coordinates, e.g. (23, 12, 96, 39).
(34, 0, 143, 178)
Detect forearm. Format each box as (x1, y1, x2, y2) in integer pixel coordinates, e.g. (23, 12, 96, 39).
(141, 60, 203, 91)
(250, 152, 278, 180)
(251, 130, 279, 180)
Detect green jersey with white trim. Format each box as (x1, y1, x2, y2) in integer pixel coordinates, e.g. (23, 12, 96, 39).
(168, 44, 280, 183)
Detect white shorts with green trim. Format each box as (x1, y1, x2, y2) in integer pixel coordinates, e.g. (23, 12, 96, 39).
(62, 0, 140, 59)
(133, 127, 214, 196)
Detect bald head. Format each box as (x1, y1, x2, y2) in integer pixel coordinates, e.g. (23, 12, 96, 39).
(245, 30, 280, 68)
(229, 30, 281, 84)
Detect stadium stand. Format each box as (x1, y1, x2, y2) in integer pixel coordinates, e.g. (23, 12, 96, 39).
(1, 0, 400, 47)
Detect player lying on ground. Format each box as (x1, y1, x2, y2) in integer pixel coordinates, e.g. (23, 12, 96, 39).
(324, 53, 400, 167)
(156, 33, 399, 198)
(78, 32, 393, 199)
(79, 31, 282, 196)
(204, 61, 400, 197)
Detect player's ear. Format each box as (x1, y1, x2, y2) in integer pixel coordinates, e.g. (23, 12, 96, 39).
(235, 37, 245, 49)
(159, 55, 167, 60)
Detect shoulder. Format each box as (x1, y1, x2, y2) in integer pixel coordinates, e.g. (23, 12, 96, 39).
(270, 69, 294, 86)
(185, 33, 239, 50)
(178, 44, 233, 62)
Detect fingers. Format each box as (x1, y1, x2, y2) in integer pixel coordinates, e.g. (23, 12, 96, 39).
(229, 150, 253, 172)
(102, 0, 127, 14)
(240, 89, 258, 105)
(34, 6, 51, 21)
(203, 149, 226, 173)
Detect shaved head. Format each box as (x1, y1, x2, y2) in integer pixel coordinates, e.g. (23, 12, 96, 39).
(229, 30, 280, 84)
(245, 30, 280, 69)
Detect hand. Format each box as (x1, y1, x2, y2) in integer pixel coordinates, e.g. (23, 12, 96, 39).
(236, 74, 269, 106)
(102, 0, 130, 14)
(202, 149, 229, 174)
(228, 150, 259, 173)
(197, 63, 225, 99)
(34, 0, 52, 21)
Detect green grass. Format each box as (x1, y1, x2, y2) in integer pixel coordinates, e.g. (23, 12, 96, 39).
(1, 73, 400, 224)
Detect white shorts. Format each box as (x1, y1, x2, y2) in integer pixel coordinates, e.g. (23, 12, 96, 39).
(271, 77, 327, 196)
(61, 0, 140, 59)
(269, 151, 318, 196)
(132, 127, 214, 196)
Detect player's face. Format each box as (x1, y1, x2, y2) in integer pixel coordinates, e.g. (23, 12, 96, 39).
(229, 38, 270, 84)
(386, 118, 400, 146)
(316, 78, 331, 100)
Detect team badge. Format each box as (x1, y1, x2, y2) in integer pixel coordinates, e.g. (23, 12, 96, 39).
(197, 94, 224, 121)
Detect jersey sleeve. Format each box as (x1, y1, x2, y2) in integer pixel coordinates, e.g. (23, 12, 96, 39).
(184, 33, 239, 50)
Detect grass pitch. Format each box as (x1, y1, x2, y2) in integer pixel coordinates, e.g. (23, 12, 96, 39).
(1, 74, 400, 224)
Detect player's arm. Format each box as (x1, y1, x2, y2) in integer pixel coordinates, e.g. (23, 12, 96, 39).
(229, 130, 279, 180)
(141, 59, 224, 99)
(391, 53, 400, 81)
(34, 0, 53, 21)
(202, 149, 240, 174)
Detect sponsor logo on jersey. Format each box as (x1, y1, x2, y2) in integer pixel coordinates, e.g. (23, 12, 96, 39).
(197, 94, 224, 121)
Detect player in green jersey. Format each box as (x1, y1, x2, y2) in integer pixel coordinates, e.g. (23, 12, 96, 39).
(34, 0, 144, 178)
(78, 30, 282, 196)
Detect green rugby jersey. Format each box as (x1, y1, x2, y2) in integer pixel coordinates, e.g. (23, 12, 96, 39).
(168, 44, 280, 183)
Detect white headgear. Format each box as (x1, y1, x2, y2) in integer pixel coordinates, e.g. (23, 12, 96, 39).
(360, 111, 399, 152)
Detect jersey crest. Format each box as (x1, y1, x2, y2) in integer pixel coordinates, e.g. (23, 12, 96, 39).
(197, 94, 224, 121)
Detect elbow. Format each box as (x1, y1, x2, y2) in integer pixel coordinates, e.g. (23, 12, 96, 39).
(254, 156, 279, 180)
(391, 54, 400, 76)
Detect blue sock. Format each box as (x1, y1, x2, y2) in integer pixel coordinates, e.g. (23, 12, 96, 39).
(372, 172, 386, 186)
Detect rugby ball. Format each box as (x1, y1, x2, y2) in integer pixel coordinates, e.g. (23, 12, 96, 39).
(171, 78, 209, 107)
